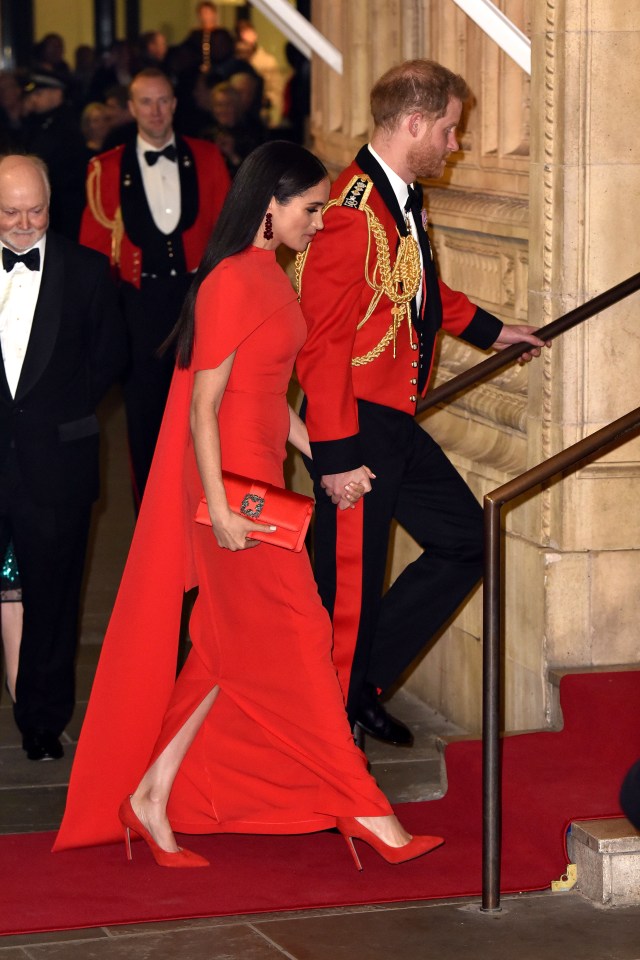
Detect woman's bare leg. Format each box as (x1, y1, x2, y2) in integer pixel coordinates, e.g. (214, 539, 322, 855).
(130, 681, 413, 851)
(130, 685, 219, 852)
(1, 601, 23, 701)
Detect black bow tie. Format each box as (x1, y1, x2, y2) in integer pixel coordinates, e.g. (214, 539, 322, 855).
(144, 144, 178, 166)
(2, 247, 40, 272)
(404, 183, 424, 219)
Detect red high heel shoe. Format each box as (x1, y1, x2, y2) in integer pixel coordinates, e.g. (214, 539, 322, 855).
(336, 817, 443, 871)
(118, 796, 209, 868)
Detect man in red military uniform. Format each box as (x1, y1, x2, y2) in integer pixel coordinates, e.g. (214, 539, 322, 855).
(296, 59, 545, 745)
(80, 67, 230, 506)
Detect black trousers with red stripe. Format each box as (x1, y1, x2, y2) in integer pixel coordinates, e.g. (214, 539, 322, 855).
(309, 400, 484, 726)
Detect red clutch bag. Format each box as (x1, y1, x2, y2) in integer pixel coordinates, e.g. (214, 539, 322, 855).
(195, 471, 314, 552)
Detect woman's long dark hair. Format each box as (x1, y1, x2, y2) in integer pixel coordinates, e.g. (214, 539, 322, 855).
(172, 140, 328, 369)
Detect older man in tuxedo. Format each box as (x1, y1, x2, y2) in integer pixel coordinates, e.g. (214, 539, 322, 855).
(0, 154, 125, 760)
(80, 68, 230, 508)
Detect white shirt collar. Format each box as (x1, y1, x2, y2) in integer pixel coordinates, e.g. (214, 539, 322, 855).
(367, 144, 411, 213)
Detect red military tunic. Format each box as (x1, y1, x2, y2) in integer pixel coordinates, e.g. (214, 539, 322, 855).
(296, 156, 501, 476)
(296, 148, 502, 707)
(79, 136, 230, 287)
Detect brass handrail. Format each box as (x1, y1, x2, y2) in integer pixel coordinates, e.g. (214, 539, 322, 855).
(409, 272, 640, 908)
(482, 405, 640, 911)
(416, 272, 640, 417)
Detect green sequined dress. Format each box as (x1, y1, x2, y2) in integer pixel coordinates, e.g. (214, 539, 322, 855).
(1, 542, 21, 602)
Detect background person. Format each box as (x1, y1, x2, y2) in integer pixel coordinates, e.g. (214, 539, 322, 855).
(139, 31, 169, 73)
(235, 19, 285, 128)
(0, 72, 26, 152)
(182, 1, 219, 76)
(101, 84, 136, 150)
(204, 81, 265, 176)
(1, 541, 22, 702)
(620, 761, 640, 831)
(0, 154, 126, 761)
(71, 45, 98, 106)
(79, 68, 230, 508)
(31, 33, 72, 85)
(80, 101, 110, 156)
(281, 42, 310, 145)
(228, 70, 264, 126)
(22, 73, 86, 239)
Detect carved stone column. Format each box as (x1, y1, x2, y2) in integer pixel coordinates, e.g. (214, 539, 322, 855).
(519, 0, 640, 717)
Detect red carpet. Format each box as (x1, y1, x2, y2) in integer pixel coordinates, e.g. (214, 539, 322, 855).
(2, 671, 639, 935)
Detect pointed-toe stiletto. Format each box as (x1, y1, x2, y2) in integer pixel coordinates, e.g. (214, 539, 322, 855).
(118, 796, 209, 868)
(336, 817, 443, 871)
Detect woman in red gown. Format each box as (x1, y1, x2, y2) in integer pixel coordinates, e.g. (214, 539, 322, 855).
(54, 142, 442, 869)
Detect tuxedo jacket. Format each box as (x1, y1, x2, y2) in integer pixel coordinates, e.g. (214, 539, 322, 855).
(296, 147, 503, 475)
(79, 135, 230, 288)
(0, 232, 126, 507)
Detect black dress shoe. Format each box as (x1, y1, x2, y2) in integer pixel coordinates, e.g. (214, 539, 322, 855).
(355, 687, 414, 746)
(22, 730, 64, 761)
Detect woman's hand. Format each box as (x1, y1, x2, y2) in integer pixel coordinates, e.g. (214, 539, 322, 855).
(339, 480, 365, 511)
(210, 509, 276, 551)
(321, 465, 376, 510)
(209, 506, 276, 551)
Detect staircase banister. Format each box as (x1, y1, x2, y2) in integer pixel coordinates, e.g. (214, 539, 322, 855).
(481, 401, 640, 912)
(486, 404, 640, 509)
(416, 271, 640, 417)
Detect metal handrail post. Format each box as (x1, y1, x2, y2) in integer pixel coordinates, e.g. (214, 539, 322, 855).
(481, 404, 640, 911)
(482, 498, 503, 911)
(399, 263, 640, 909)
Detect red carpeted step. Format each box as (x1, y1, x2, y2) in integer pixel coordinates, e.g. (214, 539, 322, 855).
(1, 670, 639, 935)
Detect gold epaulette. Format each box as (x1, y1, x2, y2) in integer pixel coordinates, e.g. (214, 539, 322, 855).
(295, 176, 375, 294)
(295, 176, 374, 297)
(336, 174, 374, 210)
(295, 173, 421, 367)
(85, 158, 124, 267)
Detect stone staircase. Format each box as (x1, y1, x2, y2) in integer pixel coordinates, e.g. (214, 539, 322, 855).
(431, 664, 640, 906)
(567, 818, 640, 906)
(548, 665, 640, 905)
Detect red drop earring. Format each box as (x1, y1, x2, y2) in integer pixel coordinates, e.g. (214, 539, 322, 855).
(263, 211, 273, 240)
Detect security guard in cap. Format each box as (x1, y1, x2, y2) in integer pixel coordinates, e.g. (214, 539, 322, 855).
(22, 73, 87, 239)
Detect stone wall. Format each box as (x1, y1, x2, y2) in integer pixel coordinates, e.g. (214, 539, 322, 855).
(522, 0, 640, 723)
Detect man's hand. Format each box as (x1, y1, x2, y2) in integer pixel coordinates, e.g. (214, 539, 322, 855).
(493, 324, 549, 363)
(320, 466, 376, 511)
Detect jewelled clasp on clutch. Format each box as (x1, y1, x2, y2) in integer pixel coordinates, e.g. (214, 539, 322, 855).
(240, 494, 265, 519)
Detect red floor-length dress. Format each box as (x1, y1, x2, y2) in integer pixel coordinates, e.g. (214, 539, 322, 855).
(55, 246, 390, 852)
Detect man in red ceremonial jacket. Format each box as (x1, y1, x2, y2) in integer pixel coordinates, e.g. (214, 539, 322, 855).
(296, 59, 545, 746)
(80, 67, 230, 507)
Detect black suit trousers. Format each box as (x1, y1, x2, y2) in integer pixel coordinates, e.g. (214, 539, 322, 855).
(120, 275, 191, 506)
(0, 450, 92, 736)
(310, 401, 484, 725)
